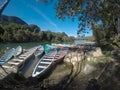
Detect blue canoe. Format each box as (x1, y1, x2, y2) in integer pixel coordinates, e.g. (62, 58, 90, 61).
(34, 45, 44, 57)
(0, 48, 15, 64)
(14, 46, 23, 57)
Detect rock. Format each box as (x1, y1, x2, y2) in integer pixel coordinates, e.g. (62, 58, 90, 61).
(92, 47, 102, 57)
(86, 47, 102, 61)
(84, 64, 96, 75)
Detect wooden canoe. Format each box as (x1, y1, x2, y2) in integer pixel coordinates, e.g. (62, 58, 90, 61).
(0, 48, 15, 64)
(54, 48, 69, 63)
(14, 46, 23, 57)
(32, 49, 57, 77)
(34, 45, 44, 57)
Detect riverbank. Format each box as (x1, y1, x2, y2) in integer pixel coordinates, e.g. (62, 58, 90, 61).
(0, 47, 120, 90)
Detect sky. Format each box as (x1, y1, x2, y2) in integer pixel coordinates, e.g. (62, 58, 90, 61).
(2, 0, 92, 37)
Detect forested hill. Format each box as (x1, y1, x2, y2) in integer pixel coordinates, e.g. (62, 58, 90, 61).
(0, 15, 27, 25)
(0, 15, 75, 43)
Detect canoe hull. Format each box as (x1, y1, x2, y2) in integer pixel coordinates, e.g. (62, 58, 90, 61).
(0, 48, 15, 64)
(32, 49, 57, 77)
(14, 46, 23, 57)
(34, 45, 44, 58)
(54, 49, 69, 63)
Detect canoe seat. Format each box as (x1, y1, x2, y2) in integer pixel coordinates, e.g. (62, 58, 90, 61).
(45, 56, 54, 59)
(12, 59, 23, 62)
(38, 65, 46, 68)
(0, 61, 5, 63)
(18, 57, 25, 60)
(40, 62, 51, 64)
(20, 55, 26, 57)
(8, 62, 19, 65)
(55, 55, 60, 57)
(2, 65, 11, 68)
(43, 58, 52, 61)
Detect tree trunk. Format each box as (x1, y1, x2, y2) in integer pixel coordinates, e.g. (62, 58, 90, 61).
(0, 0, 10, 15)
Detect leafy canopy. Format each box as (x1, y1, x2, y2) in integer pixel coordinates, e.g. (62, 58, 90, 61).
(56, 0, 120, 35)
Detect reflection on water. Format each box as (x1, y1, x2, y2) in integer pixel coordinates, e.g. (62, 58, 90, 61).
(0, 41, 50, 51)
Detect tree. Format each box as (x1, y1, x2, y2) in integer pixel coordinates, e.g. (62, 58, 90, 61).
(39, 31, 44, 41)
(2, 30, 12, 42)
(56, 0, 120, 34)
(46, 30, 52, 41)
(55, 0, 120, 49)
(92, 24, 105, 46)
(29, 24, 41, 32)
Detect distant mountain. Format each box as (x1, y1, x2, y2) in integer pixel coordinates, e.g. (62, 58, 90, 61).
(0, 15, 27, 25)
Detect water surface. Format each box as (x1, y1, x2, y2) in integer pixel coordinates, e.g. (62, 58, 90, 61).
(0, 41, 50, 51)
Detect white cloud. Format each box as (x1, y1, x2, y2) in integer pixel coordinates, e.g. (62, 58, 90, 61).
(26, 3, 62, 32)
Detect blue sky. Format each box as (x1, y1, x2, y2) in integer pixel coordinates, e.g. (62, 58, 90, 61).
(2, 0, 92, 37)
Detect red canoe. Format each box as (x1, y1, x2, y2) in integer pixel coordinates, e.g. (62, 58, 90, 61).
(54, 49, 69, 63)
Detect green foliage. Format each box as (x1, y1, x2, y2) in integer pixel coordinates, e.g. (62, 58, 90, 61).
(56, 0, 120, 50)
(85, 36, 95, 41)
(56, 0, 120, 33)
(0, 22, 75, 43)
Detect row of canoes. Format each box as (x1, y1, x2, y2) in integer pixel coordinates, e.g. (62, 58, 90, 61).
(0, 45, 69, 78)
(0, 46, 23, 64)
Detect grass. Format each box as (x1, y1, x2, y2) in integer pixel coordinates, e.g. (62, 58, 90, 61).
(84, 55, 108, 66)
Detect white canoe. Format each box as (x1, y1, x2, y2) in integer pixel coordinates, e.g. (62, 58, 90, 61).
(14, 46, 23, 57)
(34, 45, 44, 57)
(0, 48, 15, 64)
(32, 49, 57, 77)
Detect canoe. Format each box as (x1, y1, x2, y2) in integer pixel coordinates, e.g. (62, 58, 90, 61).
(32, 49, 57, 77)
(69, 46, 78, 51)
(14, 46, 23, 57)
(0, 48, 15, 64)
(34, 45, 44, 57)
(44, 44, 58, 53)
(54, 48, 69, 63)
(44, 44, 52, 53)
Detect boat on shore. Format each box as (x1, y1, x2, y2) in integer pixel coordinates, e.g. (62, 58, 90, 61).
(34, 45, 44, 58)
(69, 45, 78, 52)
(54, 48, 69, 63)
(14, 46, 23, 57)
(32, 49, 57, 77)
(44, 44, 58, 53)
(0, 48, 15, 64)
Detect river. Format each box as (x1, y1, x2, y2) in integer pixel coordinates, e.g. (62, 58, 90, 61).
(0, 41, 50, 51)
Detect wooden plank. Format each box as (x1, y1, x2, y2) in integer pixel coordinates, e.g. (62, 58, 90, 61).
(40, 62, 51, 64)
(2, 65, 12, 68)
(43, 58, 52, 61)
(38, 65, 46, 68)
(12, 59, 23, 62)
(8, 62, 19, 65)
(20, 55, 26, 57)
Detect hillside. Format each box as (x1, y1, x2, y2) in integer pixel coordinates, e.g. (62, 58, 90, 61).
(0, 15, 27, 25)
(0, 15, 75, 43)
